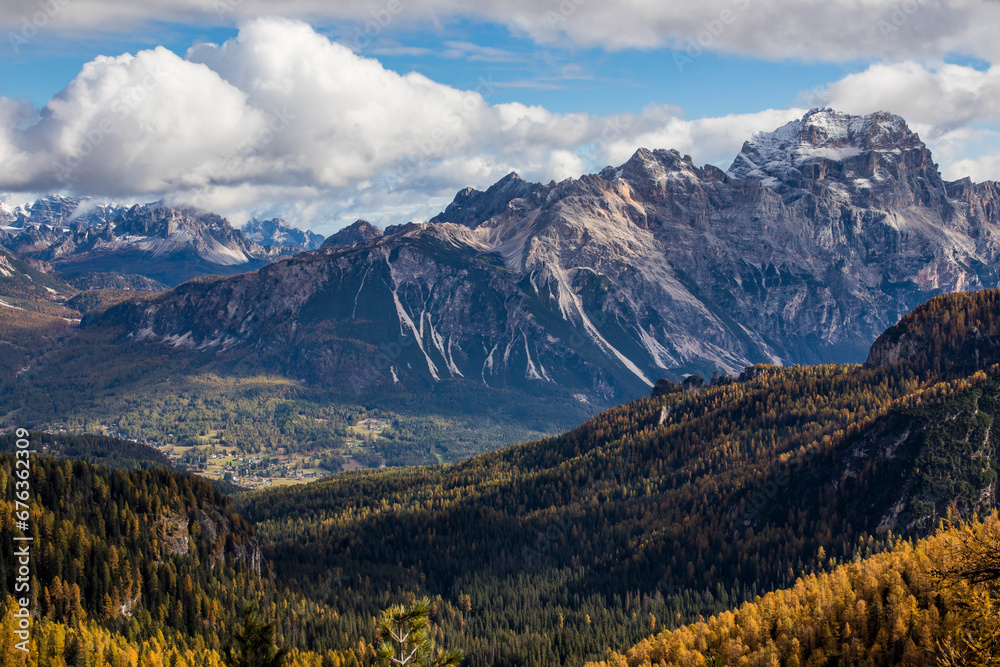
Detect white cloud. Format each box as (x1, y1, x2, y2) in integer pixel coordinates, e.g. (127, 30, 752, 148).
(0, 46, 268, 195)
(948, 153, 1000, 183)
(595, 106, 809, 170)
(3, 0, 1000, 63)
(3, 18, 786, 227)
(812, 61, 1000, 132)
(810, 60, 1000, 180)
(3, 18, 1000, 233)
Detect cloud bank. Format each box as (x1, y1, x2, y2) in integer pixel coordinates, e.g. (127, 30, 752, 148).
(1, 18, 1000, 230)
(4, 0, 1000, 62)
(0, 18, 807, 227)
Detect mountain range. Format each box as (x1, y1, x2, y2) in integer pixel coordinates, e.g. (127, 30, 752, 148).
(83, 108, 1000, 404)
(5, 285, 1000, 667)
(0, 197, 324, 287)
(3, 108, 1000, 667)
(242, 216, 326, 251)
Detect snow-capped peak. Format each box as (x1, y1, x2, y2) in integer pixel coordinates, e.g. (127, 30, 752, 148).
(727, 108, 920, 185)
(0, 200, 16, 225)
(243, 217, 325, 250)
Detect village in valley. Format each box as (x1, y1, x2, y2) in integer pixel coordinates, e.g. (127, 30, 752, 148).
(33, 414, 397, 488)
(158, 416, 394, 488)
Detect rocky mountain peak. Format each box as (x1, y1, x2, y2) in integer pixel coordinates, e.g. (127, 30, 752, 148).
(431, 170, 544, 228)
(600, 147, 705, 195)
(729, 109, 920, 181)
(0, 201, 16, 227)
(727, 108, 944, 208)
(322, 220, 385, 248)
(1, 195, 127, 230)
(0, 201, 280, 285)
(75, 108, 1000, 403)
(242, 217, 324, 251)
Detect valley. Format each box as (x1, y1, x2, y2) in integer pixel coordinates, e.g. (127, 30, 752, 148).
(3, 107, 1000, 666)
(4, 286, 1000, 665)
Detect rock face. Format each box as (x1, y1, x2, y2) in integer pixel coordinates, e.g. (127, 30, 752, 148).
(91, 109, 1000, 402)
(429, 172, 544, 228)
(0, 195, 127, 230)
(242, 217, 325, 251)
(195, 507, 263, 575)
(2, 202, 282, 286)
(0, 245, 71, 299)
(322, 220, 384, 248)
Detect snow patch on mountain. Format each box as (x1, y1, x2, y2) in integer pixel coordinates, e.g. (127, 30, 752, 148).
(727, 108, 914, 184)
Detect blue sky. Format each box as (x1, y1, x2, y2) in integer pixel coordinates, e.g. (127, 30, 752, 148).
(2, 19, 858, 118)
(1, 1, 999, 232)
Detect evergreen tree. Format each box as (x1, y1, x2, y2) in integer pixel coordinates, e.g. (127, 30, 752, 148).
(223, 606, 290, 667)
(935, 519, 1000, 666)
(376, 598, 462, 667)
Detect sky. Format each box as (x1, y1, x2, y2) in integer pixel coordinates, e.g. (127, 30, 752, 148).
(1, 0, 1000, 235)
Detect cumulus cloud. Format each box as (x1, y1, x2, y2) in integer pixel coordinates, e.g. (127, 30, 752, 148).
(813, 61, 1000, 131)
(0, 18, 805, 228)
(3, 0, 1000, 63)
(810, 60, 1000, 180)
(3, 18, 1000, 231)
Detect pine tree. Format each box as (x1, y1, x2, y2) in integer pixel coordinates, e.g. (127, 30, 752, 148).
(375, 598, 462, 667)
(223, 606, 290, 667)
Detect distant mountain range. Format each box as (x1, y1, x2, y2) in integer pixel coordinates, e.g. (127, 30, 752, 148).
(0, 197, 324, 286)
(85, 109, 1000, 403)
(242, 217, 325, 251)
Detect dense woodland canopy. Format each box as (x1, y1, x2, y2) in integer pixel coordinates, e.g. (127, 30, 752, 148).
(588, 515, 1000, 667)
(3, 288, 1000, 665)
(238, 289, 1000, 664)
(241, 363, 996, 664)
(0, 453, 998, 666)
(0, 454, 381, 666)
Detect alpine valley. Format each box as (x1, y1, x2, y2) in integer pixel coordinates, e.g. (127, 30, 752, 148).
(4, 102, 1000, 666)
(78, 110, 1000, 397)
(5, 109, 1000, 464)
(4, 271, 1000, 666)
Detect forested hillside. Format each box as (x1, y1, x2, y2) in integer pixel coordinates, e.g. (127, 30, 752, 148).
(5, 289, 1000, 666)
(0, 454, 386, 666)
(0, 432, 173, 471)
(239, 289, 1000, 665)
(587, 514, 1000, 667)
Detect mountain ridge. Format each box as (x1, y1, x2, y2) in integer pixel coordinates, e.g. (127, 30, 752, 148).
(81, 108, 1000, 403)
(1, 199, 327, 286)
(243, 216, 325, 251)
(1, 202, 281, 286)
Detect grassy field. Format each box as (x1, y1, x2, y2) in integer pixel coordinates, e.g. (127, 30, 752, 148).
(159, 416, 393, 487)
